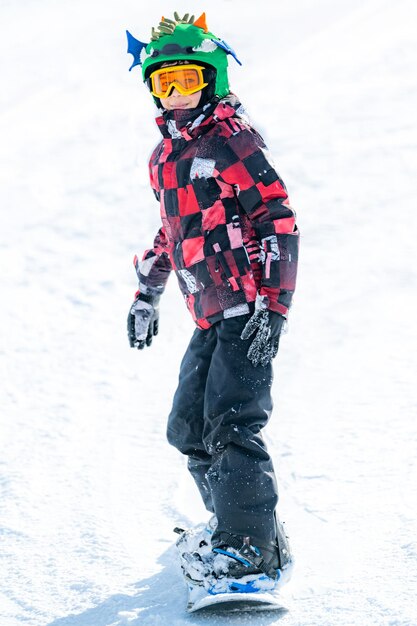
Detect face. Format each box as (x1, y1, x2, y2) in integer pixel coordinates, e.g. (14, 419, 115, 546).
(160, 88, 202, 110)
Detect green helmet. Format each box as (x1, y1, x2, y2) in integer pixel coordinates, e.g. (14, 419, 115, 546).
(127, 12, 241, 99)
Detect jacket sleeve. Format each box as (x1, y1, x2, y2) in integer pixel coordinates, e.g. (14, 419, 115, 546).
(217, 126, 299, 318)
(133, 145, 173, 298)
(133, 226, 172, 298)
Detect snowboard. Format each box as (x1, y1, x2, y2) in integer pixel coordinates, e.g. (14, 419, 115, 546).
(186, 577, 286, 613)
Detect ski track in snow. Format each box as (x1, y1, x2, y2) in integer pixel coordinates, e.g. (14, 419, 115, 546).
(1, 0, 416, 624)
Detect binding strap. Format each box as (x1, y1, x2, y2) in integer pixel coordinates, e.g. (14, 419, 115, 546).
(213, 536, 279, 580)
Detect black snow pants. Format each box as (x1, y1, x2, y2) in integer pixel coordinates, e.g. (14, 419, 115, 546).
(167, 314, 279, 547)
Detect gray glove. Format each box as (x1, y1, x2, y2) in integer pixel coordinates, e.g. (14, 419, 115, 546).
(127, 295, 159, 350)
(241, 308, 285, 367)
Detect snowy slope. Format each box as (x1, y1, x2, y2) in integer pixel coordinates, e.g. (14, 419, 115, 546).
(1, 0, 416, 624)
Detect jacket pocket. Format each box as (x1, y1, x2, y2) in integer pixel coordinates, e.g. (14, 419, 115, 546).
(212, 243, 240, 292)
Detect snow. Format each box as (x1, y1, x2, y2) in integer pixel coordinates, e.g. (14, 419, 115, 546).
(1, 0, 417, 624)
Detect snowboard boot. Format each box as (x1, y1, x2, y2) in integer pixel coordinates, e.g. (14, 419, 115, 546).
(209, 520, 293, 594)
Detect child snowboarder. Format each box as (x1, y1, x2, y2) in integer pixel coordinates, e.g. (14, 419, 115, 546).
(126, 12, 299, 594)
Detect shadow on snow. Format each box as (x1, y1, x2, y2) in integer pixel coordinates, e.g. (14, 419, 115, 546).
(46, 545, 288, 626)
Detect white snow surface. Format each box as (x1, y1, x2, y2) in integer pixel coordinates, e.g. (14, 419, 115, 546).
(1, 0, 417, 624)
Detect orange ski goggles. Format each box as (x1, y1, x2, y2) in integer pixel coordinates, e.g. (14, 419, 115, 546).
(148, 64, 208, 98)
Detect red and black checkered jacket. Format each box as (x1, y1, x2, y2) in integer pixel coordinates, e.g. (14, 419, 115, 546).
(134, 95, 299, 329)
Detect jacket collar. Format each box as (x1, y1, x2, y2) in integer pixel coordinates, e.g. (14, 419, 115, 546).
(155, 94, 249, 141)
